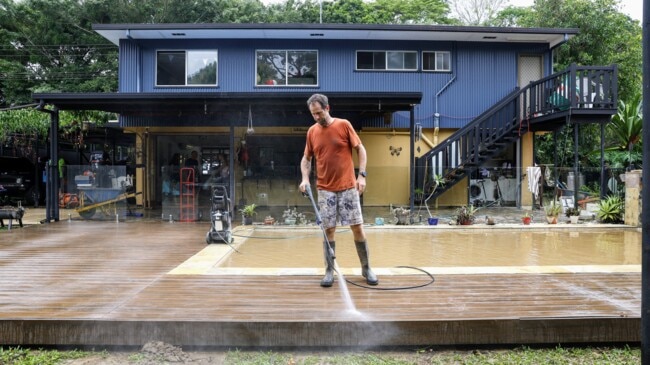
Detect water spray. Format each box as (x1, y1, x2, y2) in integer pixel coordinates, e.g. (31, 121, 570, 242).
(303, 185, 359, 314)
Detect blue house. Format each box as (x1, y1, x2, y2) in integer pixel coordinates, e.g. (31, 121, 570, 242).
(33, 23, 617, 222)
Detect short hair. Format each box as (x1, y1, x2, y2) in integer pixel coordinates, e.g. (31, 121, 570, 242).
(307, 94, 328, 109)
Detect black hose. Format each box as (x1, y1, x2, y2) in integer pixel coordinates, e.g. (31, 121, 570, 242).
(342, 265, 435, 291)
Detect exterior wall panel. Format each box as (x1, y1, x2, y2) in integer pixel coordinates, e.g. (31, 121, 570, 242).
(119, 40, 141, 92)
(119, 38, 551, 129)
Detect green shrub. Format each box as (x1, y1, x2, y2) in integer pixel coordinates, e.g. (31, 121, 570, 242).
(597, 195, 624, 223)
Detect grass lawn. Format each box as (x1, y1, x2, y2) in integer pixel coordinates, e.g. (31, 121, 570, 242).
(0, 344, 641, 364)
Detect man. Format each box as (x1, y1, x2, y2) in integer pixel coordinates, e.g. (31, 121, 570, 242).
(299, 93, 378, 287)
(184, 150, 200, 183)
(185, 150, 199, 168)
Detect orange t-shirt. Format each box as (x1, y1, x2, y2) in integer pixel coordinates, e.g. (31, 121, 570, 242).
(304, 118, 362, 192)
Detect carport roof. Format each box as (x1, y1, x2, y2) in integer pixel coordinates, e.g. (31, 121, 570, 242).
(32, 92, 422, 116)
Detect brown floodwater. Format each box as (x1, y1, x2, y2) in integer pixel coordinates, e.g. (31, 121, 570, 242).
(219, 227, 641, 269)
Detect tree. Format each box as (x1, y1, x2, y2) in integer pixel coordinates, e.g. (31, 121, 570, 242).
(369, 0, 452, 24)
(265, 0, 320, 23)
(492, 0, 641, 102)
(605, 92, 643, 168)
(0, 0, 118, 106)
(451, 0, 507, 25)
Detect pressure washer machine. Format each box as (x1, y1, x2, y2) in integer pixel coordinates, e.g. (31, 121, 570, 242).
(205, 184, 233, 244)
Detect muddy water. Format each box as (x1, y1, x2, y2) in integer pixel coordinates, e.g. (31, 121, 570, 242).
(222, 228, 640, 268)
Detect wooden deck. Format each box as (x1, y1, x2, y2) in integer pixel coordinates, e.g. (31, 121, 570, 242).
(0, 220, 640, 348)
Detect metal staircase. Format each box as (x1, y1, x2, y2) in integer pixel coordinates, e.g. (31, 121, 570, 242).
(415, 64, 618, 202)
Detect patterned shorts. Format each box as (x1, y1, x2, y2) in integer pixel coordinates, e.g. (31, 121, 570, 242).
(317, 188, 363, 229)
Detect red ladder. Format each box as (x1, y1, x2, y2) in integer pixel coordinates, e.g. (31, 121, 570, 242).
(179, 167, 196, 222)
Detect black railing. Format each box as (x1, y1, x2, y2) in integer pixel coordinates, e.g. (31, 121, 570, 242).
(524, 64, 618, 117)
(415, 64, 618, 202)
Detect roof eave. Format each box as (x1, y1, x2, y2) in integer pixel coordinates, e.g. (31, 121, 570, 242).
(93, 23, 578, 46)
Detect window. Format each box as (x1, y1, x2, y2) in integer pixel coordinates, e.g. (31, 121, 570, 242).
(256, 50, 318, 86)
(356, 51, 417, 71)
(156, 50, 218, 86)
(422, 51, 451, 72)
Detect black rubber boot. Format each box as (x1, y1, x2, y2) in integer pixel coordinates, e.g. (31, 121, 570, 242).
(320, 240, 335, 287)
(355, 240, 378, 285)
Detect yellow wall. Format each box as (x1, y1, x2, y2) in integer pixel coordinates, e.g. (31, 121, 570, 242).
(359, 128, 467, 207)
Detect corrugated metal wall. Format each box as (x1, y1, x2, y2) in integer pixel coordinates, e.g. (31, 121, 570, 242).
(119, 38, 551, 129)
(119, 40, 140, 92)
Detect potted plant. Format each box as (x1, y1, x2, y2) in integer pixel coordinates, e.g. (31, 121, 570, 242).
(392, 207, 411, 225)
(544, 200, 562, 224)
(239, 203, 257, 225)
(597, 195, 624, 223)
(454, 204, 477, 225)
(282, 207, 305, 225)
(565, 206, 581, 224)
(423, 174, 446, 223)
(414, 188, 424, 204)
(521, 212, 532, 225)
(264, 215, 275, 225)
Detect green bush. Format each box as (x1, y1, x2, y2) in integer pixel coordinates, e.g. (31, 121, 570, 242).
(597, 195, 624, 223)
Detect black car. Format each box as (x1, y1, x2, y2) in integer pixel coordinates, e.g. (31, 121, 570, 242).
(0, 156, 40, 206)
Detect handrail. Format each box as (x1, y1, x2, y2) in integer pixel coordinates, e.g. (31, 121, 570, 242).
(416, 64, 618, 197)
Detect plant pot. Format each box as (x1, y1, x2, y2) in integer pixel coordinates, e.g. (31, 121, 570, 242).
(395, 214, 410, 225)
(459, 219, 472, 225)
(522, 217, 532, 225)
(427, 217, 438, 225)
(243, 216, 253, 225)
(284, 218, 296, 225)
(546, 216, 557, 224)
(569, 215, 579, 224)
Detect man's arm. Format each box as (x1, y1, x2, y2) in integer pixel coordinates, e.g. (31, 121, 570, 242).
(299, 155, 312, 193)
(355, 144, 367, 193)
(355, 143, 367, 175)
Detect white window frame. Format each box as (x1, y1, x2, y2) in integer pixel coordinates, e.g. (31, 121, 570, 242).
(422, 51, 451, 72)
(156, 50, 219, 87)
(255, 49, 319, 87)
(355, 50, 418, 71)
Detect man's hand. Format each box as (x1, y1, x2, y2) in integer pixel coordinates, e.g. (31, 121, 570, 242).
(356, 176, 366, 194)
(299, 181, 310, 193)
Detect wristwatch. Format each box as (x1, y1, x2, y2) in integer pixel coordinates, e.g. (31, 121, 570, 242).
(359, 171, 367, 178)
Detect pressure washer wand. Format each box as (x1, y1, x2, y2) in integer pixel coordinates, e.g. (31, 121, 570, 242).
(303, 186, 335, 260)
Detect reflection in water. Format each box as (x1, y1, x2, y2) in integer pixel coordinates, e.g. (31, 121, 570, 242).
(222, 228, 641, 269)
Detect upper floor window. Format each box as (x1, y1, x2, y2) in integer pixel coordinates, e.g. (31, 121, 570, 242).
(156, 50, 218, 86)
(356, 51, 417, 71)
(256, 50, 318, 87)
(422, 51, 451, 72)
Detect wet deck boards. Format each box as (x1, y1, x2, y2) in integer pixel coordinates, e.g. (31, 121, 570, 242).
(0, 221, 640, 348)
